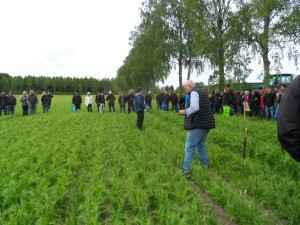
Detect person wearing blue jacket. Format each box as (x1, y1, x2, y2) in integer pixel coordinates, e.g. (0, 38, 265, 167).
(134, 87, 146, 130)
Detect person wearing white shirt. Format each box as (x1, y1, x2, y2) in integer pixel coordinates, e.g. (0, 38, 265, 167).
(85, 92, 93, 112)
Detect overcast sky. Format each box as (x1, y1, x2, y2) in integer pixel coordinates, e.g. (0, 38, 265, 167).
(0, 0, 141, 77)
(0, 0, 298, 88)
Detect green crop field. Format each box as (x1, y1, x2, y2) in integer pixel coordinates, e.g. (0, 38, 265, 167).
(0, 95, 299, 225)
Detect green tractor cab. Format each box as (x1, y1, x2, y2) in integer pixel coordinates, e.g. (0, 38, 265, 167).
(269, 73, 295, 87)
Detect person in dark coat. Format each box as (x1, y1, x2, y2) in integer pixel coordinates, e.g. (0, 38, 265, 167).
(134, 87, 146, 130)
(145, 91, 152, 109)
(0, 92, 8, 115)
(97, 91, 105, 114)
(28, 90, 38, 115)
(225, 85, 234, 107)
(235, 89, 242, 113)
(47, 91, 53, 109)
(72, 91, 82, 111)
(118, 92, 126, 113)
(41, 91, 51, 113)
(170, 90, 178, 111)
(7, 91, 16, 115)
(156, 92, 163, 110)
(162, 91, 170, 110)
(126, 89, 135, 113)
(213, 89, 222, 114)
(278, 75, 300, 162)
(178, 80, 215, 176)
(179, 93, 185, 110)
(106, 91, 116, 112)
(264, 87, 275, 120)
(95, 91, 102, 112)
(249, 88, 260, 116)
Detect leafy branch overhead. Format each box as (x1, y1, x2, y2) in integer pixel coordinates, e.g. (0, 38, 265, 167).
(116, 0, 299, 90)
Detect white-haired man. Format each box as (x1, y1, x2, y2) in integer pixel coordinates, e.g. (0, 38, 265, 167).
(106, 91, 116, 112)
(178, 80, 215, 177)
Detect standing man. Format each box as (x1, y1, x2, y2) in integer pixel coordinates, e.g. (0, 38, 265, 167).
(95, 90, 102, 112)
(47, 91, 53, 110)
(28, 90, 38, 114)
(171, 90, 179, 111)
(178, 80, 215, 176)
(126, 89, 135, 114)
(162, 91, 170, 110)
(249, 88, 260, 116)
(0, 92, 8, 115)
(106, 91, 116, 112)
(85, 92, 93, 112)
(278, 75, 300, 162)
(145, 91, 152, 109)
(41, 91, 50, 113)
(156, 92, 163, 110)
(7, 91, 17, 115)
(20, 91, 29, 116)
(97, 91, 105, 114)
(264, 87, 275, 120)
(134, 87, 146, 130)
(118, 91, 126, 113)
(72, 91, 82, 111)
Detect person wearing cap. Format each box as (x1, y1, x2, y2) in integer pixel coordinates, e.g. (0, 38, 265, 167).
(85, 92, 93, 112)
(278, 75, 300, 161)
(0, 92, 8, 115)
(96, 90, 105, 114)
(7, 91, 16, 115)
(106, 91, 116, 112)
(134, 87, 146, 130)
(178, 80, 215, 177)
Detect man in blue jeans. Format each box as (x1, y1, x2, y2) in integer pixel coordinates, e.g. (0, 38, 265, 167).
(178, 80, 215, 176)
(264, 87, 275, 120)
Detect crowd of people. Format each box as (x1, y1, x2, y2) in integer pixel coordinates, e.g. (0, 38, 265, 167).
(0, 90, 53, 116)
(209, 84, 287, 120)
(71, 88, 147, 130)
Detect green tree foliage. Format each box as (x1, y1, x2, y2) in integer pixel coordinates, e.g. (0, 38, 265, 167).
(115, 0, 171, 90)
(235, 0, 299, 83)
(188, 0, 252, 91)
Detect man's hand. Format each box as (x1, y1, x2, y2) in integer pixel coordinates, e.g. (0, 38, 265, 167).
(178, 110, 185, 116)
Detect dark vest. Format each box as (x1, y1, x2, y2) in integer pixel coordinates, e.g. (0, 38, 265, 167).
(184, 87, 215, 130)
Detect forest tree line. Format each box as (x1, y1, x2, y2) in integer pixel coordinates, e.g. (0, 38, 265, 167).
(0, 73, 116, 94)
(0, 73, 179, 94)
